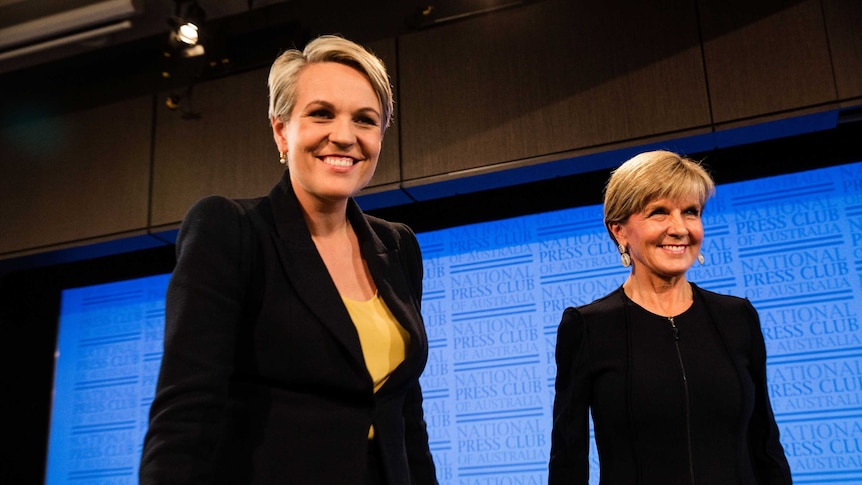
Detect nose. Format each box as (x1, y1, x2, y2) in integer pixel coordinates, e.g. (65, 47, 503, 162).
(667, 212, 689, 236)
(329, 116, 356, 147)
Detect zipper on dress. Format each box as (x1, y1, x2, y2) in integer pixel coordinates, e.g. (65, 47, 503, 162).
(669, 316, 696, 485)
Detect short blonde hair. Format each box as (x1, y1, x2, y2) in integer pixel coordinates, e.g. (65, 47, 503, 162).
(267, 35, 394, 131)
(604, 150, 715, 240)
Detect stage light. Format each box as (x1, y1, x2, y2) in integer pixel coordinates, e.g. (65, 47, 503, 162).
(176, 22, 199, 46)
(168, 0, 206, 54)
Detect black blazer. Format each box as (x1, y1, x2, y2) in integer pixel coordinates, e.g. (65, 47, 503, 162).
(549, 284, 792, 485)
(140, 172, 437, 484)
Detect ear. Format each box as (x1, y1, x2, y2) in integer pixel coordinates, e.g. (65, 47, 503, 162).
(271, 116, 288, 153)
(610, 222, 627, 249)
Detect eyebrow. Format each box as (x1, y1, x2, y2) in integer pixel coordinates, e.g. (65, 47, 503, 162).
(644, 199, 702, 210)
(303, 100, 381, 118)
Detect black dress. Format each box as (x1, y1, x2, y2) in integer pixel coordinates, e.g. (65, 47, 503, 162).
(549, 284, 792, 485)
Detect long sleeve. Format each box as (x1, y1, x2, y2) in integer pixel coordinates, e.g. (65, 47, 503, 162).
(140, 196, 251, 484)
(548, 307, 592, 485)
(744, 301, 794, 484)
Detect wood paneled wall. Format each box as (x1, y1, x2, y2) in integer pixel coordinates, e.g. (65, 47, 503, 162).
(1, 0, 860, 260)
(0, 96, 153, 255)
(150, 68, 284, 227)
(822, 0, 862, 100)
(398, 0, 711, 180)
(699, 0, 836, 123)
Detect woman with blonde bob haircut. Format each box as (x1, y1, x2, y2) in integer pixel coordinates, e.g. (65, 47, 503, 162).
(549, 150, 792, 484)
(141, 35, 437, 485)
(603, 151, 715, 243)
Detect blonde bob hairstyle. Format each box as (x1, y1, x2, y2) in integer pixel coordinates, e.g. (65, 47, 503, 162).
(267, 35, 394, 131)
(603, 150, 715, 242)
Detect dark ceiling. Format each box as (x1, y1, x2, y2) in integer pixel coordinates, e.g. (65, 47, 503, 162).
(0, 1, 290, 73)
(0, 0, 521, 128)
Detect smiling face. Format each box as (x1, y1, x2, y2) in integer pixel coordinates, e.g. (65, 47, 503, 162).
(611, 196, 704, 280)
(271, 61, 383, 209)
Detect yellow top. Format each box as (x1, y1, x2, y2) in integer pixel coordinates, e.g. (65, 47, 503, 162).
(342, 292, 411, 439)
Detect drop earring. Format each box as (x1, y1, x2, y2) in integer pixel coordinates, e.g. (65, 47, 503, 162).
(278, 152, 286, 164)
(619, 244, 631, 268)
(697, 253, 705, 265)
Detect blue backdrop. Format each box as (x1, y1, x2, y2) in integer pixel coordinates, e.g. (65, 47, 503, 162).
(45, 160, 862, 484)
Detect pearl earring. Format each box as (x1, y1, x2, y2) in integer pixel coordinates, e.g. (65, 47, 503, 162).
(278, 151, 286, 164)
(697, 253, 705, 265)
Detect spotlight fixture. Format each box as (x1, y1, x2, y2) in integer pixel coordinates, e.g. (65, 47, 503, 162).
(176, 21, 199, 46)
(168, 0, 206, 56)
(162, 0, 207, 119)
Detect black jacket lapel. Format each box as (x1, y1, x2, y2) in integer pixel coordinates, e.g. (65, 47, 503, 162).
(351, 209, 428, 390)
(267, 173, 367, 370)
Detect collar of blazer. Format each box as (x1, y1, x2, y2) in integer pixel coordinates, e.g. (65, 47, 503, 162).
(266, 171, 427, 389)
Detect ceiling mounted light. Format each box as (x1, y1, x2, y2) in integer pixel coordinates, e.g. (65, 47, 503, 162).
(168, 0, 206, 54)
(162, 0, 208, 119)
(176, 22, 199, 46)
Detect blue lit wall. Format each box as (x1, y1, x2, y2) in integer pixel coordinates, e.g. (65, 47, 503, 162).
(45, 274, 170, 484)
(45, 160, 862, 484)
